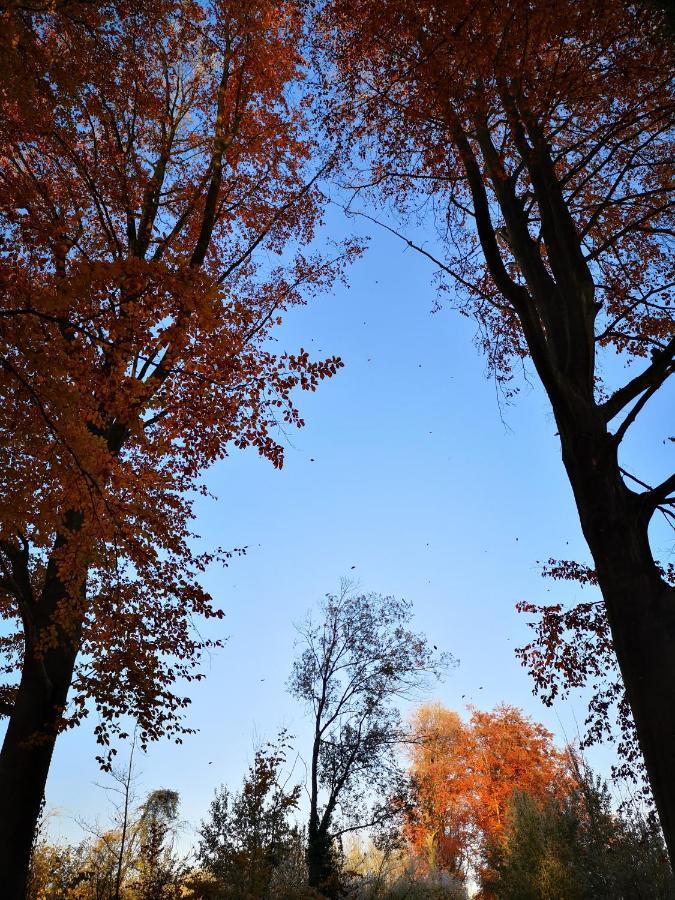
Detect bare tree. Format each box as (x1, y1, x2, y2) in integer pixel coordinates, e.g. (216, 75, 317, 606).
(72, 741, 143, 898)
(289, 581, 451, 896)
(113, 738, 137, 900)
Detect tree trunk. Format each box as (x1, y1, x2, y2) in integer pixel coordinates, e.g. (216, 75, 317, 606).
(0, 644, 79, 896)
(557, 406, 675, 862)
(307, 822, 338, 898)
(0, 551, 84, 898)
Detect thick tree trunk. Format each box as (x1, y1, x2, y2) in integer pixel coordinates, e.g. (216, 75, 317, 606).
(602, 565, 675, 860)
(0, 544, 84, 898)
(558, 407, 675, 863)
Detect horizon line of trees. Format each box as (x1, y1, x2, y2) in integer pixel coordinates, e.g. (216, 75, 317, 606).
(27, 587, 675, 899)
(28, 707, 674, 899)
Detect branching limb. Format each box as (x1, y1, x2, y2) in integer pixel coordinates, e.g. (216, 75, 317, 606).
(601, 335, 675, 422)
(644, 473, 675, 512)
(612, 371, 670, 445)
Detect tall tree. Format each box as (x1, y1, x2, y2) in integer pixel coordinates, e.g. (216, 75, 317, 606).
(289, 582, 449, 896)
(321, 0, 675, 857)
(133, 789, 183, 900)
(405, 706, 470, 880)
(0, 1, 355, 892)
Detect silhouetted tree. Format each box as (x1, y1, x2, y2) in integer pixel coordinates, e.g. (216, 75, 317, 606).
(321, 0, 675, 858)
(289, 582, 450, 895)
(197, 734, 303, 898)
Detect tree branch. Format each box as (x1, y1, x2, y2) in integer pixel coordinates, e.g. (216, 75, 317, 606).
(612, 371, 669, 445)
(644, 473, 675, 512)
(601, 335, 675, 422)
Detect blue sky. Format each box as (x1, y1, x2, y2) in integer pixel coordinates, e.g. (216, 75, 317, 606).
(42, 205, 672, 845)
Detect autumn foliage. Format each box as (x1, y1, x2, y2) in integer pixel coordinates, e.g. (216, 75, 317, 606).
(0, 0, 357, 890)
(0, 0, 354, 743)
(321, 0, 673, 379)
(1, 0, 673, 892)
(405, 704, 569, 886)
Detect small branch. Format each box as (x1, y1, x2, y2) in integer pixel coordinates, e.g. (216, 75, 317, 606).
(340, 205, 509, 311)
(619, 466, 654, 493)
(612, 374, 667, 445)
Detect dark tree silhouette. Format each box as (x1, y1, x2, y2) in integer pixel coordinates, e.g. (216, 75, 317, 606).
(322, 0, 675, 860)
(289, 582, 450, 895)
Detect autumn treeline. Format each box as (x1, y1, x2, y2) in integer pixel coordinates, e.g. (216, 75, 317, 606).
(27, 708, 673, 899)
(0, 0, 673, 895)
(27, 590, 675, 899)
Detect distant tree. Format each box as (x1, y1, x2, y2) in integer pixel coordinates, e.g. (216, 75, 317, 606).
(27, 832, 121, 900)
(406, 704, 570, 888)
(289, 582, 450, 896)
(342, 836, 469, 900)
(26, 776, 184, 899)
(491, 756, 675, 899)
(321, 0, 675, 859)
(196, 733, 303, 899)
(67, 740, 145, 899)
(405, 706, 470, 880)
(27, 840, 92, 900)
(132, 789, 184, 900)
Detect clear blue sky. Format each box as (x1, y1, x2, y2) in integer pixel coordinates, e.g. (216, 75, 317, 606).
(42, 204, 672, 845)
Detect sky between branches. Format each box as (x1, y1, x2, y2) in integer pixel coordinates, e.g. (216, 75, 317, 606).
(35, 202, 673, 845)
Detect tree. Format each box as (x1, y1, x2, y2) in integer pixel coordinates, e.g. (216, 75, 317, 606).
(405, 704, 569, 889)
(321, 0, 675, 858)
(196, 733, 303, 899)
(342, 835, 468, 900)
(132, 789, 184, 900)
(404, 706, 470, 880)
(289, 582, 450, 896)
(492, 758, 674, 900)
(0, 0, 357, 891)
(27, 840, 98, 900)
(26, 784, 185, 900)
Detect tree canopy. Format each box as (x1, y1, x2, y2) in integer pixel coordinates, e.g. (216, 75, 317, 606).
(0, 0, 356, 890)
(320, 0, 675, 858)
